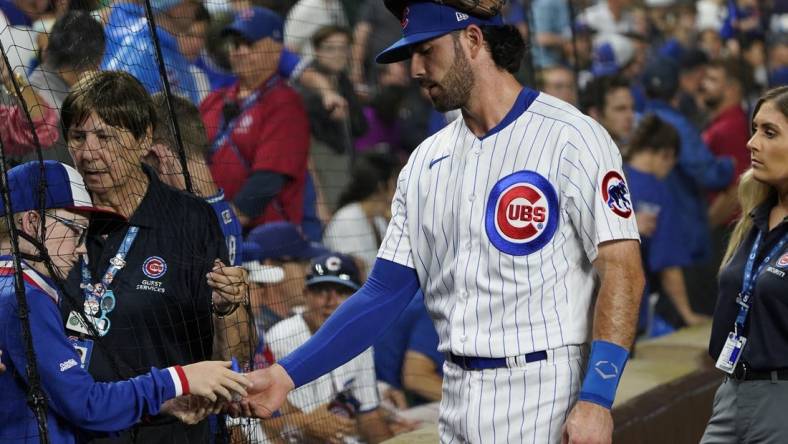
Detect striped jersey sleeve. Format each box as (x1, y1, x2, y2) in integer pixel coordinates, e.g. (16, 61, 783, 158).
(558, 117, 640, 262)
(377, 154, 416, 268)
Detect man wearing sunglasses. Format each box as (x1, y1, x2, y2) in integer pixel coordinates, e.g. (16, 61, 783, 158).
(200, 7, 311, 230)
(0, 161, 253, 443)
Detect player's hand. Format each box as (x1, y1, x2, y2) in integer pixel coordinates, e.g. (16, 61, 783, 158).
(208, 260, 249, 307)
(561, 400, 613, 444)
(161, 395, 214, 424)
(244, 364, 295, 418)
(181, 361, 251, 403)
(634, 211, 657, 237)
(0, 350, 6, 373)
(304, 404, 357, 444)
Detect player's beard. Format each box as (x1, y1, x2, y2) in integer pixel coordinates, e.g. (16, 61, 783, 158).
(430, 35, 474, 112)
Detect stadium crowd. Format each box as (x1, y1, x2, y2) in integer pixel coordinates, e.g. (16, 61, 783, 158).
(0, 0, 787, 442)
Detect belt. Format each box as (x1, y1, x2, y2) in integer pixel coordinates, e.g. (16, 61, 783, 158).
(731, 362, 788, 381)
(448, 350, 548, 371)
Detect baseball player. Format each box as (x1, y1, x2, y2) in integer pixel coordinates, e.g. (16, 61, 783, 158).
(244, 2, 644, 443)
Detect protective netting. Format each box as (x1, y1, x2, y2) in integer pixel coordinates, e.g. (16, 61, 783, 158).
(1, 0, 787, 442)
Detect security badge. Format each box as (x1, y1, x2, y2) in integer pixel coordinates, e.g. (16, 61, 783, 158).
(716, 332, 747, 375)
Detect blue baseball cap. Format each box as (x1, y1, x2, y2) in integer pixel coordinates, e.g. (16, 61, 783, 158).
(245, 222, 328, 262)
(376, 1, 503, 64)
(591, 33, 634, 77)
(223, 7, 283, 43)
(306, 253, 361, 291)
(0, 161, 106, 217)
(642, 56, 680, 99)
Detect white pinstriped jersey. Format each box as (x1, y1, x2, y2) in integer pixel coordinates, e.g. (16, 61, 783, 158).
(378, 89, 639, 359)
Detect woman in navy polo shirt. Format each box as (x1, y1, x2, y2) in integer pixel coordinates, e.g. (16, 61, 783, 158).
(702, 86, 788, 442)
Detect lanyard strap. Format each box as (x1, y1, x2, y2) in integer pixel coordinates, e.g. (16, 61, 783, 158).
(735, 230, 788, 333)
(209, 75, 280, 161)
(81, 226, 139, 290)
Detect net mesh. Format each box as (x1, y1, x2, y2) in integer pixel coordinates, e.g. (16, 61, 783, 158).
(1, 0, 782, 442)
(0, 0, 430, 441)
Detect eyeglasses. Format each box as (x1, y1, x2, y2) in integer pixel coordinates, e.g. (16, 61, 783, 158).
(46, 212, 88, 247)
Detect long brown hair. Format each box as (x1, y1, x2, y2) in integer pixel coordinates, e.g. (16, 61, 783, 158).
(721, 86, 788, 266)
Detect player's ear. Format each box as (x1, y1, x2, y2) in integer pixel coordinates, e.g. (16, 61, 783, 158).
(464, 24, 485, 59)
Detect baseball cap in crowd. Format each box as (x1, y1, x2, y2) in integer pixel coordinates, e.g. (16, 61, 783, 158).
(223, 7, 283, 43)
(376, 0, 504, 64)
(642, 57, 680, 99)
(244, 222, 329, 262)
(243, 261, 285, 284)
(591, 33, 635, 77)
(0, 161, 106, 217)
(306, 253, 361, 291)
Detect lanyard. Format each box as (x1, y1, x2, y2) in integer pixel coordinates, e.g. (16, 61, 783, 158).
(79, 226, 139, 336)
(735, 230, 788, 334)
(209, 75, 280, 166)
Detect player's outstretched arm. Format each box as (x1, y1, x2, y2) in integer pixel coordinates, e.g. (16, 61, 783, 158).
(563, 239, 645, 444)
(244, 258, 420, 417)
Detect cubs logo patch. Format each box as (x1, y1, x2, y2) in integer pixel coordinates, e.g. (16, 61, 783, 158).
(485, 171, 559, 256)
(777, 252, 788, 269)
(601, 171, 632, 218)
(142, 256, 167, 279)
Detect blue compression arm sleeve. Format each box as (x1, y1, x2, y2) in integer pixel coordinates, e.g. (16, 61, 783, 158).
(278, 259, 420, 387)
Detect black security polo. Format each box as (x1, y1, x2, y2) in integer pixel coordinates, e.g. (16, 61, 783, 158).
(61, 164, 228, 382)
(710, 196, 788, 370)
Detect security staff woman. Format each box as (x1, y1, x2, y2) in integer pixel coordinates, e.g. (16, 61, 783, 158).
(702, 86, 788, 443)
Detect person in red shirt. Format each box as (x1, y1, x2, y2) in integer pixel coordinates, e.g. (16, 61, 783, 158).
(701, 58, 753, 228)
(693, 57, 754, 315)
(200, 7, 310, 228)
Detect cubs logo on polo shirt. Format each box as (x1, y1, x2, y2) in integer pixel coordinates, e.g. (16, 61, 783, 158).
(777, 252, 788, 269)
(142, 256, 167, 279)
(601, 171, 632, 219)
(485, 171, 559, 256)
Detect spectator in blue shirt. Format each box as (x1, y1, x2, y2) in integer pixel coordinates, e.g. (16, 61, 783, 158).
(624, 115, 711, 335)
(373, 291, 443, 406)
(0, 161, 250, 444)
(642, 57, 736, 264)
(103, 0, 201, 103)
(531, 0, 570, 68)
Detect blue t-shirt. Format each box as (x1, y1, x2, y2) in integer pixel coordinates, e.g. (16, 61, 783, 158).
(624, 165, 692, 274)
(530, 0, 570, 68)
(373, 291, 443, 389)
(206, 190, 243, 266)
(644, 99, 734, 263)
